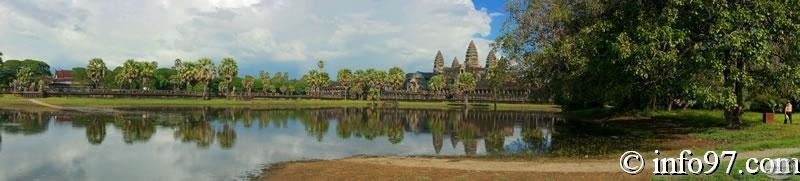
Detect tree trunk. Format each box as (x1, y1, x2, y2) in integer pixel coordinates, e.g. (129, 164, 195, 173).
(464, 93, 469, 107)
(726, 81, 745, 128)
(203, 81, 209, 100)
(493, 89, 497, 110)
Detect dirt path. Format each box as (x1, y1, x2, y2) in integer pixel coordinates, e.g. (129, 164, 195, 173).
(28, 99, 67, 110)
(27, 99, 121, 113)
(260, 148, 800, 180)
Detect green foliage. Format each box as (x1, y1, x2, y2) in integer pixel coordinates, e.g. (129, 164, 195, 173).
(114, 60, 157, 89)
(0, 59, 51, 87)
(154, 68, 176, 90)
(428, 74, 446, 92)
(455, 72, 477, 94)
(86, 58, 107, 88)
(243, 75, 255, 95)
(304, 60, 330, 93)
(71, 67, 89, 84)
(387, 67, 405, 90)
(497, 0, 800, 127)
(196, 58, 217, 98)
(259, 71, 270, 93)
(218, 57, 238, 94)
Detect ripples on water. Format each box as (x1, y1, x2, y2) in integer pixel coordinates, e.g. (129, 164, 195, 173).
(0, 107, 641, 180)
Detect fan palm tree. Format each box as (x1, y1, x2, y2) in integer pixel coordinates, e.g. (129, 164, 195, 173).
(117, 59, 140, 89)
(15, 66, 34, 91)
(178, 61, 198, 91)
(86, 58, 107, 89)
(337, 69, 353, 99)
(139, 61, 157, 90)
(196, 58, 216, 99)
(387, 67, 405, 90)
(259, 71, 270, 93)
(243, 75, 255, 96)
(217, 58, 238, 95)
(456, 72, 477, 105)
(428, 74, 446, 93)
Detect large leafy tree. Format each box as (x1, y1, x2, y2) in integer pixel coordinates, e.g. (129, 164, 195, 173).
(487, 57, 513, 108)
(86, 58, 107, 89)
(497, 0, 800, 127)
(0, 59, 51, 86)
(218, 58, 238, 95)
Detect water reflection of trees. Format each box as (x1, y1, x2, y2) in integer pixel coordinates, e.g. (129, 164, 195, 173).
(0, 108, 565, 155)
(0, 111, 50, 135)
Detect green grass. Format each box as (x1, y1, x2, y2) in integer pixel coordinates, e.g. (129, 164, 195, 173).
(653, 151, 800, 181)
(629, 110, 800, 152)
(0, 95, 560, 112)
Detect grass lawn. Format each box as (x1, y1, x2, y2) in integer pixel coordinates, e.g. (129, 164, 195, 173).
(0, 95, 560, 112)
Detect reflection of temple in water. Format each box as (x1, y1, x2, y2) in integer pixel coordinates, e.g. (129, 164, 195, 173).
(0, 108, 561, 155)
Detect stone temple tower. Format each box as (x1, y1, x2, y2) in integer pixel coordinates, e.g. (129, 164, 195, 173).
(465, 40, 480, 68)
(486, 49, 497, 69)
(451, 57, 461, 70)
(434, 50, 445, 74)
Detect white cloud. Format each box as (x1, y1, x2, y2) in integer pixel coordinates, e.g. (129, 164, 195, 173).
(0, 0, 494, 76)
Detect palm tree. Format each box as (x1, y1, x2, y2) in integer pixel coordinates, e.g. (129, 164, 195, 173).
(196, 58, 216, 99)
(456, 72, 477, 106)
(139, 61, 157, 90)
(428, 74, 446, 93)
(259, 71, 270, 93)
(86, 58, 107, 89)
(218, 58, 238, 95)
(243, 75, 255, 96)
(387, 67, 405, 90)
(337, 69, 353, 99)
(15, 66, 34, 91)
(117, 59, 140, 89)
(317, 60, 325, 70)
(305, 60, 329, 95)
(178, 61, 197, 91)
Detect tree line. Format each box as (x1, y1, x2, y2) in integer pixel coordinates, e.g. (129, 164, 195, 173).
(496, 0, 800, 127)
(0, 52, 515, 103)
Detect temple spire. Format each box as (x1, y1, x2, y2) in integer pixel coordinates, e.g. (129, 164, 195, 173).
(465, 40, 480, 68)
(486, 49, 497, 69)
(451, 57, 461, 68)
(434, 50, 445, 74)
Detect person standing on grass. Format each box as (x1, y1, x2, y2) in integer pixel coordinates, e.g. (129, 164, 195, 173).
(785, 101, 793, 124)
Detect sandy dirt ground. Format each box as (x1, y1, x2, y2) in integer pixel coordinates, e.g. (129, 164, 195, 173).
(260, 148, 800, 181)
(260, 156, 652, 181)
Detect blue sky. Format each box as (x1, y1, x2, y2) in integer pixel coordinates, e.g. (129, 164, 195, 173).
(474, 0, 507, 40)
(0, 0, 508, 78)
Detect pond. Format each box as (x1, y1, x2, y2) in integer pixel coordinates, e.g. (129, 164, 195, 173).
(0, 107, 642, 180)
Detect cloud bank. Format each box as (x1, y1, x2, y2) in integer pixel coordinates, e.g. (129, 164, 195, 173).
(0, 0, 496, 77)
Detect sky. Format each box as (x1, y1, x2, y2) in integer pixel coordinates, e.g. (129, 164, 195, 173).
(0, 0, 507, 78)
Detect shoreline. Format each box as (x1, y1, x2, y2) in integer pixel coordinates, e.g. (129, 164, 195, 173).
(0, 95, 560, 112)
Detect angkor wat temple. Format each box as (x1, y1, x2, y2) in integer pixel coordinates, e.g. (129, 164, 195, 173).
(405, 40, 501, 89)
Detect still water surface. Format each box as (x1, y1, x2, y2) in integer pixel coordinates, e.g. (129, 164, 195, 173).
(0, 107, 626, 180)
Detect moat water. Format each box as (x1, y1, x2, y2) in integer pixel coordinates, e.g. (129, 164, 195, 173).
(0, 107, 642, 180)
